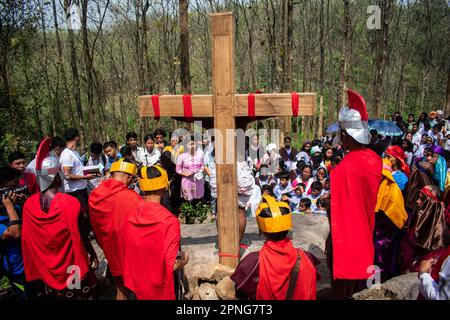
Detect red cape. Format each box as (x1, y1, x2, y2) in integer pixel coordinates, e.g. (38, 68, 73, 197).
(330, 148, 382, 279)
(88, 179, 141, 277)
(22, 193, 89, 290)
(123, 201, 180, 300)
(256, 238, 317, 300)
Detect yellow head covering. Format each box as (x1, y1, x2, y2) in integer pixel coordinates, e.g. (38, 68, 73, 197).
(139, 165, 169, 192)
(375, 159, 408, 229)
(256, 195, 292, 233)
(110, 158, 137, 176)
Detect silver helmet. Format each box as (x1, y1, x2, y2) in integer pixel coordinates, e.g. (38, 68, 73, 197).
(36, 155, 61, 192)
(334, 89, 371, 146)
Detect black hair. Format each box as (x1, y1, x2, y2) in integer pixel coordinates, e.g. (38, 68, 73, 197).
(154, 128, 165, 138)
(261, 184, 274, 196)
(432, 124, 440, 130)
(370, 129, 378, 135)
(401, 139, 414, 153)
(121, 145, 134, 159)
(50, 136, 66, 150)
(323, 147, 333, 160)
(0, 167, 21, 187)
(424, 123, 431, 131)
(143, 134, 155, 143)
(296, 160, 306, 171)
(302, 164, 312, 173)
(311, 181, 323, 192)
(284, 136, 291, 142)
(103, 141, 118, 150)
(301, 142, 311, 152)
(300, 198, 311, 208)
(89, 142, 103, 155)
(444, 150, 450, 162)
(138, 165, 162, 179)
(126, 132, 138, 140)
(8, 151, 25, 164)
(64, 128, 80, 141)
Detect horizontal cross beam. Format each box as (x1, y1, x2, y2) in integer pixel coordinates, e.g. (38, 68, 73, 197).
(138, 93, 316, 118)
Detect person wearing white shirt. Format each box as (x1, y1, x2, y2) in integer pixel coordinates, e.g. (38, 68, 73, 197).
(121, 132, 144, 164)
(138, 134, 161, 166)
(411, 123, 422, 147)
(60, 128, 96, 240)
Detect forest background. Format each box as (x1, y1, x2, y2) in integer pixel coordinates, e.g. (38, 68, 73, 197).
(1, 0, 449, 163)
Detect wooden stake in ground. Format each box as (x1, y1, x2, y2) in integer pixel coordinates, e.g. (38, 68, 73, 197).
(138, 12, 316, 268)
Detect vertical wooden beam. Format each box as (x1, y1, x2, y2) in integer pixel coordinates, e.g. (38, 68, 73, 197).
(211, 13, 239, 268)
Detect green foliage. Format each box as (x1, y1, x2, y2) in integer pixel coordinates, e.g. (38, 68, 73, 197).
(0, 277, 10, 290)
(180, 202, 210, 224)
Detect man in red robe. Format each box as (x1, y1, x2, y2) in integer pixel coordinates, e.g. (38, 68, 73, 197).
(231, 195, 317, 300)
(88, 158, 140, 300)
(329, 89, 382, 299)
(22, 145, 98, 299)
(123, 165, 189, 300)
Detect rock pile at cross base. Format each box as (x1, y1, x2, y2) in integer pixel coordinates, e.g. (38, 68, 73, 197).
(90, 214, 421, 300)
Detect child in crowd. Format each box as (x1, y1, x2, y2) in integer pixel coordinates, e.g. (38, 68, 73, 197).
(261, 184, 275, 197)
(273, 171, 294, 202)
(255, 165, 277, 189)
(304, 181, 323, 211)
(290, 184, 305, 214)
(315, 198, 328, 215)
(298, 198, 312, 215)
(322, 178, 330, 196)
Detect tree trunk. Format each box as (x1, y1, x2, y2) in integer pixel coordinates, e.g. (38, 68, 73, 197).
(445, 60, 450, 117)
(65, 0, 86, 150)
(373, 0, 393, 118)
(337, 0, 350, 113)
(81, 0, 98, 142)
(179, 0, 191, 94)
(53, 0, 76, 127)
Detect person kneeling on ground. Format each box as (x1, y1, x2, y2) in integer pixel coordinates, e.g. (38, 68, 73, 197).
(231, 194, 318, 300)
(123, 165, 189, 300)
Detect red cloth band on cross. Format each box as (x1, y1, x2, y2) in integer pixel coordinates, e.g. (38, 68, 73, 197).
(182, 94, 193, 122)
(291, 92, 299, 117)
(151, 95, 161, 120)
(218, 252, 239, 259)
(248, 93, 256, 120)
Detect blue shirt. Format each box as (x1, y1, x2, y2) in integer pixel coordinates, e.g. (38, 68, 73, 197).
(0, 206, 24, 276)
(105, 152, 122, 170)
(392, 171, 409, 191)
(273, 184, 294, 201)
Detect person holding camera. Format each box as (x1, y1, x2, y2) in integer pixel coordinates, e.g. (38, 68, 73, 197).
(0, 167, 27, 299)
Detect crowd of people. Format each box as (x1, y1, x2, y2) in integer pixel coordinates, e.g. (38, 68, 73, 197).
(1, 89, 449, 300)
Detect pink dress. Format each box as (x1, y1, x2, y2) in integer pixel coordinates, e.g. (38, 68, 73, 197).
(176, 151, 204, 200)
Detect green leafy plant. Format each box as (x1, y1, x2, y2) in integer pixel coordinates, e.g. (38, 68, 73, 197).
(180, 202, 211, 224)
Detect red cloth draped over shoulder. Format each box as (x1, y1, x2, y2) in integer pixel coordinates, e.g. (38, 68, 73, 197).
(330, 148, 382, 279)
(256, 238, 317, 300)
(123, 201, 180, 300)
(88, 179, 142, 277)
(22, 193, 89, 290)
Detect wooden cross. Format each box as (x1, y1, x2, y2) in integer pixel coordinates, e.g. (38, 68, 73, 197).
(138, 12, 316, 268)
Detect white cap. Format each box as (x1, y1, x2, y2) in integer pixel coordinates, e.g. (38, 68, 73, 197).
(310, 146, 322, 155)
